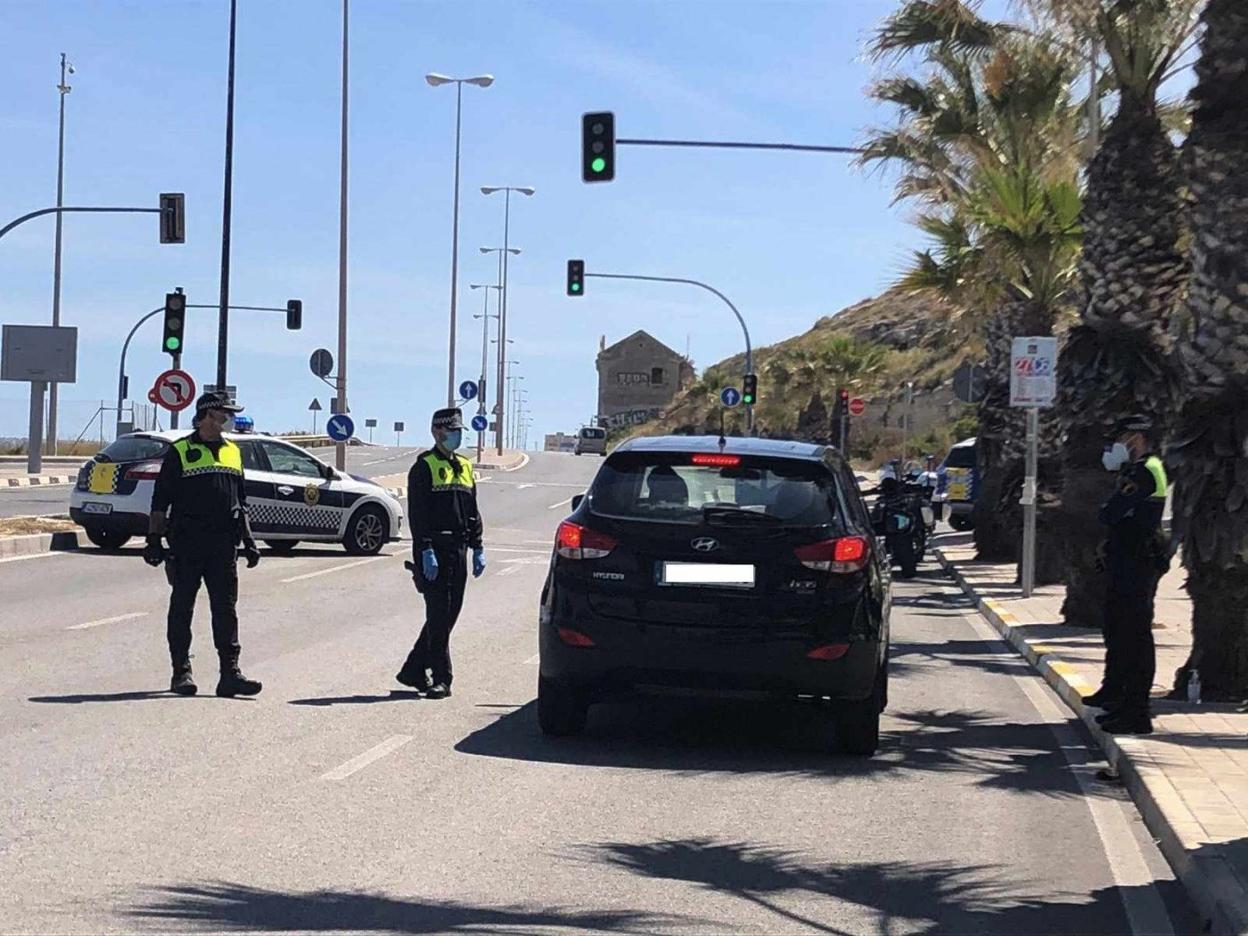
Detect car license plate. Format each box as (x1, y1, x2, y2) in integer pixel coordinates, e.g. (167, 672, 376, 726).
(661, 562, 755, 588)
(82, 502, 113, 515)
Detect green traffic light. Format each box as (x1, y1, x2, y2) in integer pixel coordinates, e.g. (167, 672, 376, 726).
(571, 282, 581, 292)
(591, 157, 606, 173)
(165, 337, 180, 351)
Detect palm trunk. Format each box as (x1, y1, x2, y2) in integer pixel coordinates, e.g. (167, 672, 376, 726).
(1057, 95, 1184, 628)
(1167, 0, 1248, 699)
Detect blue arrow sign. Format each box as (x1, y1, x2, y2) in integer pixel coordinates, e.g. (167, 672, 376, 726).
(326, 413, 355, 442)
(721, 387, 742, 408)
(471, 414, 489, 432)
(459, 380, 479, 402)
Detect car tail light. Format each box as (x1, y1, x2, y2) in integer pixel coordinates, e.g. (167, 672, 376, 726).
(557, 627, 596, 647)
(794, 536, 869, 573)
(124, 460, 163, 480)
(556, 521, 617, 560)
(691, 453, 741, 467)
(806, 643, 850, 661)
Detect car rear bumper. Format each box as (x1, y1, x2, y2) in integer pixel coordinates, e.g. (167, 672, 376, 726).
(69, 507, 149, 536)
(539, 616, 882, 702)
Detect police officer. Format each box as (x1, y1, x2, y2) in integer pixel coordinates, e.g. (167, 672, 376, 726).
(143, 391, 263, 698)
(397, 408, 485, 698)
(1082, 414, 1169, 735)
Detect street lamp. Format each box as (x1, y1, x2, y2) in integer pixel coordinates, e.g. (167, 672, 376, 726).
(469, 282, 501, 462)
(481, 186, 535, 455)
(427, 72, 493, 407)
(47, 52, 75, 455)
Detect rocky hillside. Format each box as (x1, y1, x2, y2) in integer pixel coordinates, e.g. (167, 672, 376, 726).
(622, 287, 984, 460)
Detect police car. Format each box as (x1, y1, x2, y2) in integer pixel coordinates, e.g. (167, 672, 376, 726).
(69, 430, 404, 555)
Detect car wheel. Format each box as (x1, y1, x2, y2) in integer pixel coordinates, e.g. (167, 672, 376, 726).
(84, 527, 130, 551)
(538, 676, 587, 736)
(833, 665, 884, 756)
(949, 515, 973, 532)
(343, 505, 388, 556)
(265, 540, 298, 554)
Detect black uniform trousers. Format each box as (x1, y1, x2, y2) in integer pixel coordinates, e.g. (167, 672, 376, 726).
(1100, 549, 1160, 716)
(401, 543, 469, 687)
(166, 532, 241, 668)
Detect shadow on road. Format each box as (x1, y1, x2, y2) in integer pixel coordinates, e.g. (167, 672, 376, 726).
(28, 690, 187, 704)
(127, 881, 691, 934)
(289, 691, 424, 706)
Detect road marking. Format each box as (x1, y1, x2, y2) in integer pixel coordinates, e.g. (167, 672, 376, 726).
(320, 735, 412, 781)
(486, 480, 585, 489)
(68, 611, 147, 631)
(547, 496, 573, 510)
(500, 555, 548, 566)
(496, 565, 522, 577)
(488, 545, 550, 555)
(0, 551, 74, 565)
(281, 555, 389, 583)
(516, 483, 535, 490)
(959, 607, 1175, 936)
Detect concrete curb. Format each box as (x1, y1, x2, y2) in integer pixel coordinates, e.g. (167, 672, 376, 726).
(2, 475, 75, 488)
(0, 529, 83, 559)
(476, 451, 529, 472)
(934, 545, 1248, 936)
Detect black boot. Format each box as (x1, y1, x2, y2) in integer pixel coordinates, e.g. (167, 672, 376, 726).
(1081, 688, 1121, 709)
(396, 666, 431, 692)
(170, 663, 197, 696)
(216, 662, 262, 698)
(1099, 711, 1153, 735)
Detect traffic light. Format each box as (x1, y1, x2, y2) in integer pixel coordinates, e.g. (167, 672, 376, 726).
(742, 373, 758, 406)
(159, 193, 185, 244)
(581, 112, 615, 182)
(286, 299, 303, 330)
(836, 387, 849, 417)
(162, 290, 186, 356)
(567, 259, 585, 296)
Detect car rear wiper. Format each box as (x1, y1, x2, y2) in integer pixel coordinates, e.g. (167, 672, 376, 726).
(702, 505, 782, 524)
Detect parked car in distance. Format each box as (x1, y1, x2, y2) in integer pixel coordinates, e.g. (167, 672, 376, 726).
(574, 426, 608, 456)
(933, 437, 977, 532)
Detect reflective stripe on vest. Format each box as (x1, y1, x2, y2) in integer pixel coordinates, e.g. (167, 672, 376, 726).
(423, 451, 475, 492)
(174, 437, 244, 478)
(1144, 455, 1168, 501)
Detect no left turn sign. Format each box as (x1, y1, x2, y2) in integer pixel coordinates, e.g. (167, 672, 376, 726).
(148, 369, 196, 412)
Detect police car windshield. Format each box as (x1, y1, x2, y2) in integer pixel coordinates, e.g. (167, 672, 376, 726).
(943, 445, 976, 469)
(590, 452, 838, 526)
(98, 436, 169, 463)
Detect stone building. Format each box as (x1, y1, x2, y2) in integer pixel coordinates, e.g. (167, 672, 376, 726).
(596, 331, 694, 429)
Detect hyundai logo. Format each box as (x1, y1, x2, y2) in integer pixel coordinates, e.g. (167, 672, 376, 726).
(691, 537, 720, 553)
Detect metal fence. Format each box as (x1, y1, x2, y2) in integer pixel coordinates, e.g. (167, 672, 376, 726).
(0, 397, 163, 449)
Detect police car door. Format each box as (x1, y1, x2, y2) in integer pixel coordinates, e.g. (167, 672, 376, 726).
(253, 440, 339, 539)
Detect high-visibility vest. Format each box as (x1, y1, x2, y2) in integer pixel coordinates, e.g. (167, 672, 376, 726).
(1144, 455, 1168, 501)
(173, 436, 244, 478)
(422, 450, 475, 492)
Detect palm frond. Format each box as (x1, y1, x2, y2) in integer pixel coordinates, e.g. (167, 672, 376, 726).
(871, 0, 1002, 61)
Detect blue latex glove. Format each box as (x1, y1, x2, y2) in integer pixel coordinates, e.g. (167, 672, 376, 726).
(421, 548, 439, 582)
(472, 547, 486, 578)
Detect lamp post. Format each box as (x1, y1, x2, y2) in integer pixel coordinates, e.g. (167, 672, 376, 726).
(469, 282, 500, 462)
(426, 72, 493, 407)
(480, 186, 534, 455)
(47, 52, 74, 455)
(481, 245, 520, 451)
(333, 0, 350, 471)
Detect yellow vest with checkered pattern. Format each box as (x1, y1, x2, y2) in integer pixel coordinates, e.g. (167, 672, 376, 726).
(422, 450, 475, 491)
(174, 437, 243, 478)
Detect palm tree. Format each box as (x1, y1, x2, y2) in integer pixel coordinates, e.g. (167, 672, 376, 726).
(1166, 0, 1248, 700)
(1033, 0, 1202, 628)
(862, 3, 1084, 563)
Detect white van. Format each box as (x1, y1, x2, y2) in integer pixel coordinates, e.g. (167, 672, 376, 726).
(574, 426, 608, 456)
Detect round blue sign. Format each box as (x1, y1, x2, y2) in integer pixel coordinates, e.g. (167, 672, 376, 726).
(326, 414, 355, 442)
(459, 380, 479, 402)
(471, 414, 489, 432)
(721, 387, 742, 408)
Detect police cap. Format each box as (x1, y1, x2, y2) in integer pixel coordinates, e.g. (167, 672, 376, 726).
(431, 407, 463, 430)
(1115, 414, 1153, 435)
(195, 390, 243, 416)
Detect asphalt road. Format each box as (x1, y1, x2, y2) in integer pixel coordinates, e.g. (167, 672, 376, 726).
(0, 451, 1198, 934)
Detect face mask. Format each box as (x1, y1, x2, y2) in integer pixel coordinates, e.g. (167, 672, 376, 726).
(1102, 443, 1130, 472)
(443, 430, 462, 451)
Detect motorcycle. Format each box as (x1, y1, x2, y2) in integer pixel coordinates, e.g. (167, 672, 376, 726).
(869, 464, 930, 578)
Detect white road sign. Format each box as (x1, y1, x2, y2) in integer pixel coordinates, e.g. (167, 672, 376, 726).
(1010, 337, 1058, 408)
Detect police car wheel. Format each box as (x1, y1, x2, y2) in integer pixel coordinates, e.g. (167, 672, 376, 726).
(84, 527, 130, 551)
(344, 505, 388, 556)
(264, 540, 298, 554)
(949, 515, 973, 532)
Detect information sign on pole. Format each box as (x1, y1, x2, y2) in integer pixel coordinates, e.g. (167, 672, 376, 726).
(1010, 336, 1059, 599)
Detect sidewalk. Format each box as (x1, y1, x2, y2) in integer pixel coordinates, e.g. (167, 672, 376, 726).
(934, 532, 1248, 935)
(0, 465, 77, 488)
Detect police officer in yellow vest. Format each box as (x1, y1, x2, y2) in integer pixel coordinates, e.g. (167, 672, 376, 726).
(1083, 415, 1170, 735)
(143, 391, 263, 698)
(397, 407, 485, 698)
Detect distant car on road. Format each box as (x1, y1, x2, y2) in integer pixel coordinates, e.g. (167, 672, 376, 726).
(69, 430, 403, 555)
(538, 435, 892, 755)
(574, 426, 608, 457)
(932, 437, 977, 532)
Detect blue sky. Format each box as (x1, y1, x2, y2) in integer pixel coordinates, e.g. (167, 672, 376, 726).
(0, 0, 989, 443)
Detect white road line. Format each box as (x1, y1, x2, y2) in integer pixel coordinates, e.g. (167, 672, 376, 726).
(960, 607, 1175, 936)
(496, 565, 522, 577)
(281, 555, 389, 584)
(486, 480, 584, 489)
(547, 497, 573, 510)
(488, 546, 550, 555)
(320, 735, 412, 781)
(0, 551, 74, 565)
(67, 611, 147, 631)
(516, 483, 535, 490)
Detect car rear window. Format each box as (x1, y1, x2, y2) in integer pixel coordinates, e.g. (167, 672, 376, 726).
(97, 436, 169, 463)
(590, 452, 838, 526)
(580, 428, 606, 439)
(943, 444, 976, 469)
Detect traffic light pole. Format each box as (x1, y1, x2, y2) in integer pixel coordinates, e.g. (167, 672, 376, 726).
(584, 272, 754, 433)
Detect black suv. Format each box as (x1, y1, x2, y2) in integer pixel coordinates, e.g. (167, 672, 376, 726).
(538, 435, 892, 754)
